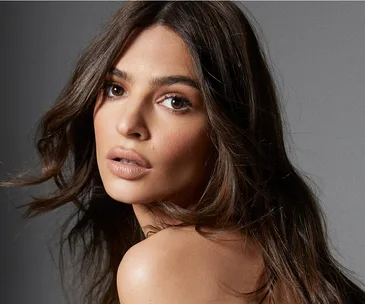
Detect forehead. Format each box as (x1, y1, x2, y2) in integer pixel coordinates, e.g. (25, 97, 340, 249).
(114, 25, 196, 78)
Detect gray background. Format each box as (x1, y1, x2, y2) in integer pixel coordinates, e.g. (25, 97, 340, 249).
(1, 2, 364, 303)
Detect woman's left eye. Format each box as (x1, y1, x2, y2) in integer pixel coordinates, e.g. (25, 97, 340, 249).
(159, 95, 192, 114)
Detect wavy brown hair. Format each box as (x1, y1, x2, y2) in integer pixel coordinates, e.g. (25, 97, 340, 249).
(1, 1, 365, 303)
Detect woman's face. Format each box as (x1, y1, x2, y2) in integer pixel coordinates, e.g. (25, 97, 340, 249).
(93, 25, 213, 207)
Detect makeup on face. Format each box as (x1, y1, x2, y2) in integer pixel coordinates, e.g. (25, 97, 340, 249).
(93, 24, 213, 208)
(106, 146, 152, 180)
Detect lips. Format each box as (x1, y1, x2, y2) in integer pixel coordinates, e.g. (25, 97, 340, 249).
(106, 146, 151, 168)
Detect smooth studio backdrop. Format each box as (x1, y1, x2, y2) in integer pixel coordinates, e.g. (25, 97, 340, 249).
(1, 2, 364, 303)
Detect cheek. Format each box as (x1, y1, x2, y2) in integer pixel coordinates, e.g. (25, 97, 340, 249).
(94, 108, 115, 140)
(93, 111, 113, 159)
(158, 124, 210, 169)
(94, 118, 103, 147)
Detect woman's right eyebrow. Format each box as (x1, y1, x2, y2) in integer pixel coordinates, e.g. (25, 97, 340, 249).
(107, 67, 201, 93)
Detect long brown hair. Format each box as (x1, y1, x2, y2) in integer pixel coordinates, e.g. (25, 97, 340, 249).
(1, 1, 364, 303)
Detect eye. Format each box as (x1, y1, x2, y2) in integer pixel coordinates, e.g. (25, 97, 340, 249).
(159, 95, 192, 114)
(102, 82, 126, 99)
(100, 81, 192, 115)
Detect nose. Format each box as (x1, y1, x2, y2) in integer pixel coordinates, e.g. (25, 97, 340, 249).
(116, 97, 150, 141)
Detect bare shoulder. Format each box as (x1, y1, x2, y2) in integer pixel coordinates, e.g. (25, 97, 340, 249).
(117, 226, 265, 304)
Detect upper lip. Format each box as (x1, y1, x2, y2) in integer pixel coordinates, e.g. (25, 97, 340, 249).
(107, 146, 152, 168)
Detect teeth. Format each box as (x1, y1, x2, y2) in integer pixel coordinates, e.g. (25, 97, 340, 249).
(120, 158, 137, 165)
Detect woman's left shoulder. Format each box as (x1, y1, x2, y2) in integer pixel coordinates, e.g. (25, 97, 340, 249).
(116, 227, 222, 303)
(117, 226, 265, 303)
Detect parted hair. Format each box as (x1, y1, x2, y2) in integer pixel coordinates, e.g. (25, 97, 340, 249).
(1, 1, 365, 304)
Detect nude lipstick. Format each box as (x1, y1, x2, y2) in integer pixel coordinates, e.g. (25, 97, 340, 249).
(106, 146, 152, 180)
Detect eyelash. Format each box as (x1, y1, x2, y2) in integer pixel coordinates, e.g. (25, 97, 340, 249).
(101, 81, 192, 115)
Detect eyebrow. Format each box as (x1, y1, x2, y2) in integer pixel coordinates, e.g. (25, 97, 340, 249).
(108, 68, 201, 92)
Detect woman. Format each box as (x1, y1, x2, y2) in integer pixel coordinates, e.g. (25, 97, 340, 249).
(1, 1, 364, 303)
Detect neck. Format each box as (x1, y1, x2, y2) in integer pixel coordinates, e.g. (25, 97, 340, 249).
(132, 203, 184, 238)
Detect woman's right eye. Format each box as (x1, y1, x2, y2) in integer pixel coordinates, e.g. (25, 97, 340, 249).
(102, 82, 126, 99)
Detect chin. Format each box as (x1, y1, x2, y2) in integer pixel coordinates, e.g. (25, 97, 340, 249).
(101, 176, 191, 207)
(106, 191, 151, 205)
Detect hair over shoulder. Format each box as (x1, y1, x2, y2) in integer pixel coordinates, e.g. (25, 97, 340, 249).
(1, 1, 365, 303)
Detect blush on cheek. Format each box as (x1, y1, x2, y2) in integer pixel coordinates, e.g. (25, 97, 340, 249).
(161, 127, 210, 167)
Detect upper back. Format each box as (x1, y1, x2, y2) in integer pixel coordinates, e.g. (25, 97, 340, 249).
(141, 226, 267, 303)
(118, 226, 303, 303)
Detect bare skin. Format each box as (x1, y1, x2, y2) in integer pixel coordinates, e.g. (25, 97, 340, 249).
(116, 225, 273, 304)
(94, 25, 276, 303)
(93, 24, 214, 235)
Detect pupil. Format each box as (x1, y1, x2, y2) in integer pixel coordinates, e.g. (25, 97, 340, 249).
(112, 86, 122, 95)
(172, 97, 183, 109)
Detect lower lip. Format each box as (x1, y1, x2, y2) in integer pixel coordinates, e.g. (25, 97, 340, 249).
(106, 159, 151, 180)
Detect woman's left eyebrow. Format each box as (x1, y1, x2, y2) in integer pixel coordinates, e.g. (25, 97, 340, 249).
(107, 67, 201, 93)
